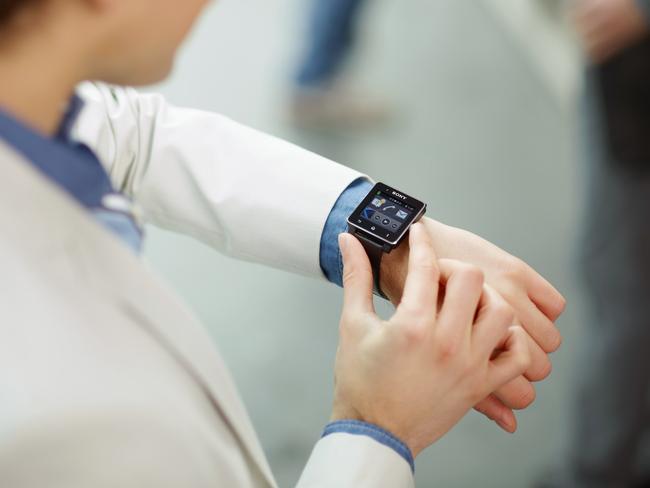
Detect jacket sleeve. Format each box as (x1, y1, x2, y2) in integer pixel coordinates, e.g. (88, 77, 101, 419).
(296, 434, 415, 488)
(71, 82, 364, 279)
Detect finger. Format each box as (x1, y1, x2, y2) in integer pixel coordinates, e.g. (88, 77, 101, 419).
(493, 374, 537, 411)
(484, 312, 553, 382)
(524, 264, 566, 321)
(488, 326, 533, 395)
(473, 394, 518, 434)
(489, 327, 539, 409)
(472, 285, 514, 358)
(517, 297, 562, 353)
(395, 223, 440, 318)
(437, 261, 484, 342)
(523, 333, 552, 382)
(340, 233, 376, 316)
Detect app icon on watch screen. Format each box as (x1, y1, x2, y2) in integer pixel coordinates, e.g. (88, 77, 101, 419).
(362, 208, 375, 220)
(371, 197, 386, 208)
(396, 210, 409, 220)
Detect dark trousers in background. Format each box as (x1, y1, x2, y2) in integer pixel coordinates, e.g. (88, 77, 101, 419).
(296, 0, 367, 88)
(565, 43, 650, 487)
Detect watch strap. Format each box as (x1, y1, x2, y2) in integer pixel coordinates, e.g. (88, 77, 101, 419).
(347, 226, 388, 300)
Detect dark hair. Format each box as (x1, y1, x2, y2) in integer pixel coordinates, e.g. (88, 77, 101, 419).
(0, 0, 39, 25)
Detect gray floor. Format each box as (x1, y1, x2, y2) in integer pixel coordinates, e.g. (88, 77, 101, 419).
(144, 1, 585, 486)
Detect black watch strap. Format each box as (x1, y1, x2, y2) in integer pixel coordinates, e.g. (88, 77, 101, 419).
(347, 225, 388, 300)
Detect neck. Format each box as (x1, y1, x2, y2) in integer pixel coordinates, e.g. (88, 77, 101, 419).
(0, 35, 85, 136)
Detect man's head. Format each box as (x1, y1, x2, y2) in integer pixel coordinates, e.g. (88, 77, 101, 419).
(0, 0, 211, 86)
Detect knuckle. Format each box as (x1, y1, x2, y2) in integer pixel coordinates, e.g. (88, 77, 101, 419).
(508, 326, 533, 370)
(513, 341, 533, 373)
(402, 321, 428, 346)
(517, 351, 533, 376)
(494, 282, 519, 304)
(527, 357, 553, 382)
(341, 266, 359, 286)
(434, 333, 461, 362)
(413, 251, 440, 278)
(514, 385, 536, 409)
(490, 299, 515, 326)
(399, 301, 426, 321)
(456, 264, 485, 288)
(503, 257, 528, 281)
(543, 329, 563, 353)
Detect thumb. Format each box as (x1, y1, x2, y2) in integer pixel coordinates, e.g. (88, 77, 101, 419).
(340, 233, 375, 316)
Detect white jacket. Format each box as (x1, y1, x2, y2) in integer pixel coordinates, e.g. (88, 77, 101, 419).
(0, 83, 414, 487)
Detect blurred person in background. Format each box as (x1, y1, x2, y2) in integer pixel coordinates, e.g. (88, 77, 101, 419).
(540, 0, 650, 486)
(291, 0, 388, 127)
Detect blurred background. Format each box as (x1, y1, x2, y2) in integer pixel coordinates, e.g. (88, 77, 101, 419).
(145, 0, 586, 486)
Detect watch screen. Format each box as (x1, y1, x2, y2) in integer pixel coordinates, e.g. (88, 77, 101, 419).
(362, 196, 412, 233)
(348, 183, 426, 245)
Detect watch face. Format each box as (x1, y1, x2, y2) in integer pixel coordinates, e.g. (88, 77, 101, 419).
(347, 183, 427, 245)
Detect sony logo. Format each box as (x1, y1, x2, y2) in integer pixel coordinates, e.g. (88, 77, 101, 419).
(391, 191, 407, 200)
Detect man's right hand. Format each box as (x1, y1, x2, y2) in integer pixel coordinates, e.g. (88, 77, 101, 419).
(331, 224, 532, 457)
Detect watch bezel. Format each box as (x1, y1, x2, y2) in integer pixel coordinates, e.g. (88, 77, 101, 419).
(347, 182, 427, 247)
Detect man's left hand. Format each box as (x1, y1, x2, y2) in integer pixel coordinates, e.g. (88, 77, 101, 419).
(380, 217, 566, 433)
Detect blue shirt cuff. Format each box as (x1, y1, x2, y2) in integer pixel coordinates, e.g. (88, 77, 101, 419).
(322, 419, 415, 473)
(319, 178, 373, 286)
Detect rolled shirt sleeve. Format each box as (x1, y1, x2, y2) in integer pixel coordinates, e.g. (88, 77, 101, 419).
(319, 178, 373, 286)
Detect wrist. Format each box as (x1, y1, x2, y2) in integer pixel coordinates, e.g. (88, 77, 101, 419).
(322, 420, 416, 472)
(330, 403, 364, 423)
(331, 399, 424, 456)
(380, 243, 408, 305)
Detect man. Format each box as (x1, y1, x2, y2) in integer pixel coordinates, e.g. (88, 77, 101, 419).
(0, 0, 564, 486)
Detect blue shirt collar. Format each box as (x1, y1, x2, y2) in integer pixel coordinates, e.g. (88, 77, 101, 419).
(0, 94, 114, 208)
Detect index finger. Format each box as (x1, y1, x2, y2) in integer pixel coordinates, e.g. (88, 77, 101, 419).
(395, 223, 440, 318)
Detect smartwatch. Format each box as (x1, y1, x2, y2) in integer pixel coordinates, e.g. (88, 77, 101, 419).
(347, 182, 427, 299)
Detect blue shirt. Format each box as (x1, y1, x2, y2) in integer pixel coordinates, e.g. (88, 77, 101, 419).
(0, 96, 143, 253)
(0, 98, 412, 472)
